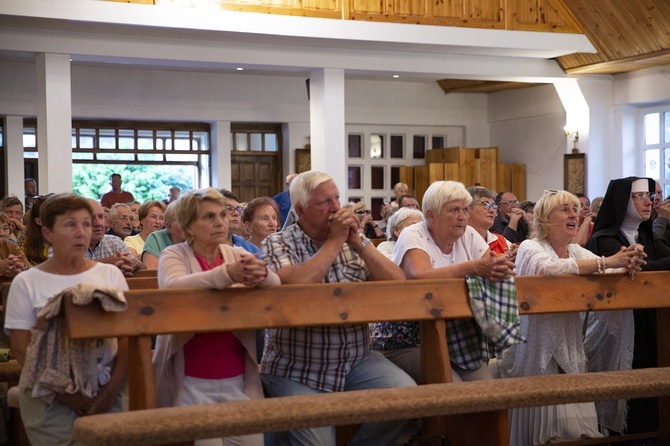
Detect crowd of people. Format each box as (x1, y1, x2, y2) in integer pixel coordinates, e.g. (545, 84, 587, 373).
(0, 170, 666, 446)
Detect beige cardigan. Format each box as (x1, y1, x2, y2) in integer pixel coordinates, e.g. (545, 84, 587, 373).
(153, 242, 279, 407)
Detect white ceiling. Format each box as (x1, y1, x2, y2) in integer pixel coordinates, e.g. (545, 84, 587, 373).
(0, 0, 597, 84)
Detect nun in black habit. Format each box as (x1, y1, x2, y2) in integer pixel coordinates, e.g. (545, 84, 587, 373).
(586, 176, 668, 434)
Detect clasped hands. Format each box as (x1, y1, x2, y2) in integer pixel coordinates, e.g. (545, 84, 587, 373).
(226, 251, 269, 287)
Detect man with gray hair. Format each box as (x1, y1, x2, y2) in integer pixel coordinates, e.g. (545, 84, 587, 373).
(260, 171, 415, 446)
(106, 202, 140, 239)
(87, 199, 145, 276)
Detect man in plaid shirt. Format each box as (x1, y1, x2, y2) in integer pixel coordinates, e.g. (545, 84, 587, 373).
(261, 171, 415, 446)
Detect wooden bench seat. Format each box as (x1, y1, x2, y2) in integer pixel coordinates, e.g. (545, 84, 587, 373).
(62, 272, 670, 446)
(75, 368, 670, 446)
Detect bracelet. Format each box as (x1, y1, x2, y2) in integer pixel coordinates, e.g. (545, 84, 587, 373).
(601, 255, 606, 272)
(372, 224, 379, 229)
(596, 256, 602, 274)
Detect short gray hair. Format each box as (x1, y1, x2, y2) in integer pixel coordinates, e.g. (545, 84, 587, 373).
(467, 186, 496, 203)
(422, 181, 472, 214)
(109, 203, 131, 220)
(386, 207, 424, 241)
(290, 171, 334, 209)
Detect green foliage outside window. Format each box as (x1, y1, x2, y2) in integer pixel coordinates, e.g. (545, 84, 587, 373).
(73, 163, 195, 202)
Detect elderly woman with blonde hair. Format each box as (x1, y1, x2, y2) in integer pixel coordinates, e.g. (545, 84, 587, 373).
(154, 188, 279, 446)
(498, 189, 645, 445)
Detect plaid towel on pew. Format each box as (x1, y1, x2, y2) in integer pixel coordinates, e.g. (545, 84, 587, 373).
(465, 276, 525, 351)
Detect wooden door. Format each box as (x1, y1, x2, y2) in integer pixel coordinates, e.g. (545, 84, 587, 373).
(231, 153, 279, 203)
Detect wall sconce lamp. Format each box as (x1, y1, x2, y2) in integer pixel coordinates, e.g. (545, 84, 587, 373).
(564, 127, 579, 154)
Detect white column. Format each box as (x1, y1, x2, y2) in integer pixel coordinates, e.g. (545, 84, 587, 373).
(309, 68, 346, 195)
(3, 116, 24, 202)
(211, 121, 232, 190)
(35, 53, 72, 193)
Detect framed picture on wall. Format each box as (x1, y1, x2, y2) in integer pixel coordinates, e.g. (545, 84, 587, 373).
(296, 149, 311, 173)
(564, 153, 586, 195)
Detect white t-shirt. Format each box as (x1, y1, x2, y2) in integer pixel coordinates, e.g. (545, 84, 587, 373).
(392, 221, 489, 267)
(5, 262, 128, 334)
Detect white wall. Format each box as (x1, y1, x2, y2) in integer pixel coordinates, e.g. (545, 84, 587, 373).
(488, 84, 566, 201)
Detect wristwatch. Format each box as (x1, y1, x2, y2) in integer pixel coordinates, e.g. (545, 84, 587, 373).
(358, 233, 371, 250)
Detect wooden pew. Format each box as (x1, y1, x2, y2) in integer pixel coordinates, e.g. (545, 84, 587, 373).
(64, 272, 670, 446)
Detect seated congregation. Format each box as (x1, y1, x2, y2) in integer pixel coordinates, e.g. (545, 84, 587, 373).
(0, 171, 667, 446)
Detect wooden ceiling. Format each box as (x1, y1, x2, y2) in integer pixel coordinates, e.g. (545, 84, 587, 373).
(439, 0, 670, 94)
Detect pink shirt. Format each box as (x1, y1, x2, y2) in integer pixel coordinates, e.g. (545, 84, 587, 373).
(182, 253, 245, 379)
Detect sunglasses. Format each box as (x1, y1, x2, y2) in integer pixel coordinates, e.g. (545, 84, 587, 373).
(355, 209, 372, 215)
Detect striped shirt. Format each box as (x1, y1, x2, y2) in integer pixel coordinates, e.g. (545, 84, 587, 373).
(260, 223, 371, 392)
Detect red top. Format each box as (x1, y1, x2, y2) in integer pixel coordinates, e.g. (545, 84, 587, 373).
(488, 232, 509, 255)
(182, 253, 246, 379)
(100, 190, 135, 208)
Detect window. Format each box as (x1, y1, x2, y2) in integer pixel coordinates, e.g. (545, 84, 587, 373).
(231, 125, 280, 153)
(348, 134, 362, 158)
(643, 110, 670, 197)
(23, 120, 211, 201)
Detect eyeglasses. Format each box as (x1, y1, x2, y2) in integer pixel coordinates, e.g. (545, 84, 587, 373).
(543, 189, 561, 195)
(226, 205, 244, 214)
(355, 209, 372, 215)
(631, 192, 655, 202)
(498, 200, 519, 207)
(115, 215, 137, 222)
(472, 202, 498, 211)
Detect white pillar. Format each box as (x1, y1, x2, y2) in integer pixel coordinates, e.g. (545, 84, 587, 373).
(211, 121, 231, 190)
(35, 53, 73, 193)
(3, 116, 24, 202)
(309, 68, 346, 195)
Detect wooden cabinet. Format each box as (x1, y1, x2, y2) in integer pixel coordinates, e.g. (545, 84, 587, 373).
(400, 146, 525, 205)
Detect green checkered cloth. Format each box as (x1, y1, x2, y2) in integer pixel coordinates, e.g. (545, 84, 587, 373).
(466, 275, 525, 350)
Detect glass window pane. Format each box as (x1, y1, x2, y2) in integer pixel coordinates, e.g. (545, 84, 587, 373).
(348, 134, 362, 158)
(665, 112, 670, 144)
(645, 149, 660, 179)
(156, 130, 172, 150)
(174, 138, 191, 151)
(390, 135, 404, 158)
(71, 132, 77, 149)
(193, 131, 209, 151)
(119, 129, 135, 149)
(665, 148, 670, 180)
(99, 129, 116, 149)
(413, 135, 426, 159)
(73, 153, 94, 160)
(24, 152, 38, 159)
(166, 153, 198, 162)
(98, 153, 134, 161)
(391, 166, 400, 188)
(23, 127, 36, 148)
(79, 129, 95, 149)
(348, 166, 361, 189)
(138, 130, 154, 150)
(432, 136, 445, 149)
(235, 133, 248, 151)
(371, 166, 384, 189)
(370, 134, 384, 159)
(371, 197, 385, 220)
(645, 113, 660, 145)
(250, 133, 263, 152)
(264, 134, 278, 152)
(137, 153, 164, 162)
(0, 128, 3, 147)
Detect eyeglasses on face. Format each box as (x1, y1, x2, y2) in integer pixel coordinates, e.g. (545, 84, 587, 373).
(115, 215, 137, 222)
(631, 192, 655, 202)
(355, 209, 372, 215)
(226, 205, 244, 214)
(472, 201, 498, 211)
(498, 200, 519, 207)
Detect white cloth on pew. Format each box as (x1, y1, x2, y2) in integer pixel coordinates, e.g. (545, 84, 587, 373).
(153, 242, 278, 408)
(19, 283, 127, 403)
